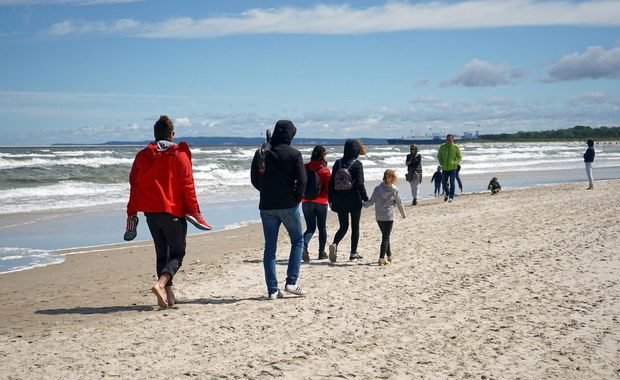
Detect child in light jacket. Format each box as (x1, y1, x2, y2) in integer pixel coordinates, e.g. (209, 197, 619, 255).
(363, 169, 406, 265)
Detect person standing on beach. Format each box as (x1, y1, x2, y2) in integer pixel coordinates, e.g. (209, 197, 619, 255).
(250, 120, 308, 299)
(328, 139, 369, 262)
(302, 145, 332, 262)
(431, 166, 443, 197)
(405, 144, 422, 206)
(126, 115, 212, 309)
(363, 169, 406, 265)
(437, 134, 462, 203)
(584, 139, 595, 190)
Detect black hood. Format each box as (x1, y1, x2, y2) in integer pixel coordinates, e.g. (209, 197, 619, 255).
(343, 139, 361, 159)
(270, 120, 297, 146)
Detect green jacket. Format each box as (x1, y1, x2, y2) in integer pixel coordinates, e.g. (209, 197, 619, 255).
(437, 143, 462, 171)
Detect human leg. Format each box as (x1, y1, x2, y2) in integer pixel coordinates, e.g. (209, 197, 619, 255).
(447, 170, 456, 200)
(456, 173, 463, 193)
(302, 201, 317, 247)
(585, 162, 594, 189)
(349, 207, 362, 258)
(315, 203, 329, 255)
(281, 205, 304, 287)
(333, 211, 350, 246)
(411, 177, 420, 204)
(442, 171, 450, 200)
(260, 209, 281, 294)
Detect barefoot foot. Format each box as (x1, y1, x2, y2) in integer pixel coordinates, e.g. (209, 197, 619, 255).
(151, 285, 168, 308)
(165, 286, 176, 307)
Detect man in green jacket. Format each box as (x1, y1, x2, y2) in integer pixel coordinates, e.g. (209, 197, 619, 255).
(437, 134, 462, 203)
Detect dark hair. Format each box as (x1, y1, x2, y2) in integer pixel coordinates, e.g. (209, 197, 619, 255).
(587, 139, 594, 147)
(154, 115, 174, 140)
(310, 145, 327, 161)
(446, 134, 454, 139)
(410, 144, 418, 151)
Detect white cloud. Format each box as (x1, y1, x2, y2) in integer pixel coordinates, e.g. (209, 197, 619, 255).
(441, 59, 525, 87)
(42, 1, 620, 38)
(541, 44, 620, 82)
(174, 117, 191, 127)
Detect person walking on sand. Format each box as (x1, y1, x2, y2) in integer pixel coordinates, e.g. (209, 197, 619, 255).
(250, 120, 307, 300)
(584, 139, 595, 190)
(126, 115, 212, 309)
(363, 169, 406, 265)
(405, 144, 422, 205)
(437, 134, 462, 203)
(328, 139, 369, 262)
(455, 164, 464, 194)
(302, 145, 332, 262)
(431, 166, 442, 197)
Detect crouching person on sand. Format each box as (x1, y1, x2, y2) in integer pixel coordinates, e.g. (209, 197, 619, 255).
(488, 177, 501, 194)
(363, 169, 406, 265)
(125, 115, 212, 309)
(250, 120, 308, 300)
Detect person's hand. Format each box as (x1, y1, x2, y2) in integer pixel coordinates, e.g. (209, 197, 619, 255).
(124, 214, 139, 241)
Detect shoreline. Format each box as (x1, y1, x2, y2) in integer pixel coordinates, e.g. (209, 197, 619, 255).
(1, 180, 618, 378)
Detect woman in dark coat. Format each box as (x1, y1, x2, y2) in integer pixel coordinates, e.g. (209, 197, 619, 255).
(327, 139, 368, 262)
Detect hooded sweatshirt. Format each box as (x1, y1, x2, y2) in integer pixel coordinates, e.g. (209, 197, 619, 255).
(363, 182, 406, 221)
(127, 140, 200, 217)
(250, 120, 306, 210)
(328, 139, 369, 213)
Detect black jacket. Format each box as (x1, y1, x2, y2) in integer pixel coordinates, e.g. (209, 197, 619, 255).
(328, 139, 368, 212)
(251, 120, 306, 210)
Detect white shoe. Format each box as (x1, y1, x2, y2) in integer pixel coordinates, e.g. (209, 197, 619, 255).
(268, 289, 283, 300)
(284, 283, 307, 296)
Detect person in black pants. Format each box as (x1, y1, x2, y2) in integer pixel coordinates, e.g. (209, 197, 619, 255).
(327, 139, 368, 262)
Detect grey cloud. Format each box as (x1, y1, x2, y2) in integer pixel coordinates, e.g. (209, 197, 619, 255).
(441, 59, 525, 87)
(541, 44, 620, 82)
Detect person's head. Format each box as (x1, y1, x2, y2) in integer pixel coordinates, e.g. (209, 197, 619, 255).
(154, 115, 174, 141)
(437, 165, 442, 172)
(587, 139, 594, 147)
(446, 134, 454, 144)
(270, 120, 297, 146)
(410, 144, 418, 153)
(343, 139, 366, 158)
(310, 145, 327, 162)
(383, 169, 397, 186)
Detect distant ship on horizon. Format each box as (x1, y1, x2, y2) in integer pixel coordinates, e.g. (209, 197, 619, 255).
(386, 131, 479, 145)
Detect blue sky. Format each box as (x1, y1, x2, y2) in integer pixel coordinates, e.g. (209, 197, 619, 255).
(1, 0, 619, 145)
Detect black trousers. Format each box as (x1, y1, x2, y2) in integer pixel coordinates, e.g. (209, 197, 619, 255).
(333, 207, 362, 253)
(377, 220, 393, 259)
(145, 213, 187, 287)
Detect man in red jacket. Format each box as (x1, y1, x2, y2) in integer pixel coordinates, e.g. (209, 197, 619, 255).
(125, 115, 211, 308)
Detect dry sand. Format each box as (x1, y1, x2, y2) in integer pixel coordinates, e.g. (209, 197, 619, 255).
(1, 180, 619, 379)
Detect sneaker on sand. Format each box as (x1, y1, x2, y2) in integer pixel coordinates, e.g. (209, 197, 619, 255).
(284, 283, 307, 296)
(349, 253, 363, 261)
(328, 244, 338, 263)
(123, 214, 139, 241)
(268, 289, 284, 300)
(185, 212, 212, 230)
(378, 258, 389, 265)
(302, 244, 310, 263)
(318, 251, 328, 260)
(448, 198, 453, 203)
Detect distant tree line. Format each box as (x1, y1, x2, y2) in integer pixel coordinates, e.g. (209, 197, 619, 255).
(479, 125, 620, 141)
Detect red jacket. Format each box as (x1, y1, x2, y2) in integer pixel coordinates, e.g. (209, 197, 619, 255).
(302, 160, 331, 205)
(127, 141, 200, 217)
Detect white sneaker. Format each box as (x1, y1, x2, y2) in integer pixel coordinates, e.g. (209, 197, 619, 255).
(268, 289, 283, 300)
(448, 198, 453, 203)
(284, 283, 307, 296)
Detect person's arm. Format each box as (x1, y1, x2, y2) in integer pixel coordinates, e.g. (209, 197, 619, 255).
(293, 152, 307, 202)
(126, 158, 139, 216)
(354, 161, 368, 202)
(395, 190, 406, 218)
(455, 145, 462, 165)
(363, 186, 378, 208)
(177, 146, 200, 213)
(250, 152, 260, 191)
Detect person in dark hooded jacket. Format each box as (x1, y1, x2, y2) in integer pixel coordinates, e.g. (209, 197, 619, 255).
(327, 139, 369, 262)
(250, 120, 308, 299)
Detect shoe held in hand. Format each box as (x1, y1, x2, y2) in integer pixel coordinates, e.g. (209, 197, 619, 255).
(185, 212, 212, 231)
(124, 214, 139, 241)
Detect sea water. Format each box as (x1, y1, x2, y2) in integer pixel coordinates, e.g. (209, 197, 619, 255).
(1, 142, 619, 273)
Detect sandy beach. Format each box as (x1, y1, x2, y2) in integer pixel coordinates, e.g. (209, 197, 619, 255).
(1, 180, 619, 379)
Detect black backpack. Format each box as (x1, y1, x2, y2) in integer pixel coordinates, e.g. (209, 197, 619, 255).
(303, 163, 324, 200)
(254, 129, 272, 175)
(333, 158, 356, 191)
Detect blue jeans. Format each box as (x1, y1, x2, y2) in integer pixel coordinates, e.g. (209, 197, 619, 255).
(260, 205, 304, 294)
(302, 201, 328, 253)
(442, 170, 457, 199)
